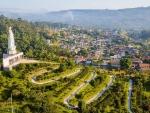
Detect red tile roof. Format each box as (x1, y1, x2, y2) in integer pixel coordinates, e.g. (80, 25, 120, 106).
(139, 63, 150, 68)
(75, 58, 86, 61)
(60, 56, 67, 58)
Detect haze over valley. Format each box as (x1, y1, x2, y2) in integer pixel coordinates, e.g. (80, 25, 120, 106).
(1, 7, 150, 29)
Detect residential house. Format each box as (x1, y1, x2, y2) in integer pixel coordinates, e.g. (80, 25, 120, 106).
(132, 58, 142, 64)
(110, 58, 120, 68)
(75, 57, 86, 64)
(136, 63, 150, 71)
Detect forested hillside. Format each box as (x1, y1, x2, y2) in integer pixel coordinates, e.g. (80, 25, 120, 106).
(0, 16, 71, 63)
(1, 7, 150, 29)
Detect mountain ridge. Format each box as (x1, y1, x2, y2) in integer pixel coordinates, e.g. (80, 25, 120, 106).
(1, 7, 150, 29)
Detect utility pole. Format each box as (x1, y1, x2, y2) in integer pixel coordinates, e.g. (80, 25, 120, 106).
(11, 93, 13, 113)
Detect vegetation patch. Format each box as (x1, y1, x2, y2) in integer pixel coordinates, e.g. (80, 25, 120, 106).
(35, 66, 79, 82)
(69, 72, 110, 106)
(86, 75, 130, 113)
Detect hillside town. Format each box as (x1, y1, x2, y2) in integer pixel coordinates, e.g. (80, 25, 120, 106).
(47, 27, 150, 71)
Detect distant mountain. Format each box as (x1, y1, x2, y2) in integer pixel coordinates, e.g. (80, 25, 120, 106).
(1, 7, 150, 29)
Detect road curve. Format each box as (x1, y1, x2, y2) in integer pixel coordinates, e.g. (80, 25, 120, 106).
(128, 79, 133, 113)
(31, 69, 81, 84)
(64, 74, 114, 109)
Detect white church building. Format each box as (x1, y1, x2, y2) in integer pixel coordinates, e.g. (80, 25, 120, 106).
(3, 27, 24, 71)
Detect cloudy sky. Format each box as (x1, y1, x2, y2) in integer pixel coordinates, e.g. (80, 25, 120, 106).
(0, 0, 150, 12)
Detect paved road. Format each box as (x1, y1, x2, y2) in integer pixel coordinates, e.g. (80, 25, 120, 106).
(128, 79, 133, 113)
(64, 74, 114, 109)
(31, 69, 81, 84)
(64, 72, 96, 109)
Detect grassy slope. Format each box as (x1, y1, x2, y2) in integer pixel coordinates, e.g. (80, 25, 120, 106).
(69, 75, 110, 106)
(124, 81, 130, 110)
(36, 67, 79, 83)
(58, 72, 92, 103)
(26, 64, 59, 80)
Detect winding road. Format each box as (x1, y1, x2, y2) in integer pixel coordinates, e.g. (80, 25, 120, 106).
(128, 79, 133, 113)
(64, 75, 114, 109)
(31, 69, 81, 84)
(31, 69, 115, 109)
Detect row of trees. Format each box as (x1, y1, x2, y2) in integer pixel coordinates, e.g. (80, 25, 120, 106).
(131, 73, 150, 112)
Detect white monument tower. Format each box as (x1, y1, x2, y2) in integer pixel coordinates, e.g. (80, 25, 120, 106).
(8, 26, 17, 54)
(3, 26, 24, 71)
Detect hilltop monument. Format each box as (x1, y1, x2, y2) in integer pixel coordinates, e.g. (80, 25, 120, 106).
(3, 27, 24, 71)
(8, 26, 17, 54)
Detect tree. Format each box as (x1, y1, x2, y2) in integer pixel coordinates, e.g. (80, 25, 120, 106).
(18, 63, 26, 70)
(12, 89, 21, 97)
(97, 109, 101, 113)
(78, 49, 88, 56)
(43, 95, 58, 113)
(78, 100, 86, 113)
(23, 106, 31, 113)
(90, 79, 96, 87)
(9, 70, 20, 78)
(120, 58, 132, 70)
(58, 63, 66, 72)
(97, 60, 103, 66)
(72, 110, 78, 113)
(67, 58, 75, 67)
(60, 31, 66, 38)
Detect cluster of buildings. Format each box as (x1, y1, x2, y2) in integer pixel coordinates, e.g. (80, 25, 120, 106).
(56, 27, 150, 71)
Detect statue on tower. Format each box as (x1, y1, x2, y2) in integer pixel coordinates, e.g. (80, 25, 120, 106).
(8, 26, 17, 54)
(3, 26, 24, 71)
